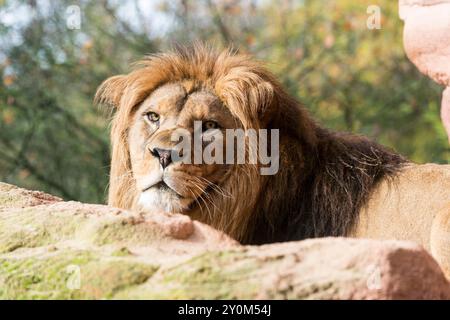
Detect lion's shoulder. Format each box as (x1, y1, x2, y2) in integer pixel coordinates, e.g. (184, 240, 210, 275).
(395, 163, 450, 194)
(369, 162, 450, 210)
(352, 163, 450, 247)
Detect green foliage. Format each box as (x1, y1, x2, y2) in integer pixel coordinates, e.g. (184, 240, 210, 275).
(0, 0, 158, 202)
(1, 0, 448, 203)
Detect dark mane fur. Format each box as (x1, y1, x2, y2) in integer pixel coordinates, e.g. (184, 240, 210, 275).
(248, 122, 407, 244)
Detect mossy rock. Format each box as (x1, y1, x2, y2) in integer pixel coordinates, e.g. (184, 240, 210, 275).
(0, 182, 61, 209)
(1, 182, 449, 300)
(0, 249, 158, 299)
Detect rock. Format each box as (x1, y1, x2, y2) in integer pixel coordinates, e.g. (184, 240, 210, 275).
(400, 0, 450, 86)
(399, 0, 450, 141)
(442, 87, 450, 143)
(0, 182, 62, 209)
(0, 182, 449, 299)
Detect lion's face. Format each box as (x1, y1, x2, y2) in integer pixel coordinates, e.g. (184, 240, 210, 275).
(128, 81, 239, 213)
(97, 45, 298, 242)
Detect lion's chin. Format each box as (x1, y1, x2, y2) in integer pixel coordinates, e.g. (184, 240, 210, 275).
(137, 187, 193, 213)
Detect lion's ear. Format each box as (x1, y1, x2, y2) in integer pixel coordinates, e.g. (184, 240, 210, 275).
(94, 75, 128, 109)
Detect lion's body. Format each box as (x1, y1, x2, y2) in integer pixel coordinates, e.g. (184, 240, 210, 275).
(351, 163, 450, 276)
(96, 44, 450, 278)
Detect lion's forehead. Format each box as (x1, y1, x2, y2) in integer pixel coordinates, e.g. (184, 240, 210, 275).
(144, 83, 187, 108)
(141, 81, 226, 117)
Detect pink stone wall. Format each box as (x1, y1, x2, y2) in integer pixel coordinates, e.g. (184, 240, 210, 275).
(400, 0, 450, 142)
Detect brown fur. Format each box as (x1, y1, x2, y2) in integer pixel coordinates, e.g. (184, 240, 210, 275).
(96, 44, 406, 244)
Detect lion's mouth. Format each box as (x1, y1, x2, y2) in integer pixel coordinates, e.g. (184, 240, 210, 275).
(142, 180, 184, 198)
(142, 180, 169, 192)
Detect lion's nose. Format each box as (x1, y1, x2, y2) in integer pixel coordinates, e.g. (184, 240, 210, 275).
(150, 148, 172, 169)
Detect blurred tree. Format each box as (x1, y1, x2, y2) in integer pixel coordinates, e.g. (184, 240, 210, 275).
(0, 0, 448, 203)
(0, 0, 158, 202)
(162, 0, 448, 162)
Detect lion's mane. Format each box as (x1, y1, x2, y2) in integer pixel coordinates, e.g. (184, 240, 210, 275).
(96, 44, 406, 244)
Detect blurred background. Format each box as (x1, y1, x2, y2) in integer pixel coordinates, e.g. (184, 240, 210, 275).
(0, 0, 449, 204)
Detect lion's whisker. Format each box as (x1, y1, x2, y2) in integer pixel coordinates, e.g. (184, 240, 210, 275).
(195, 176, 232, 198)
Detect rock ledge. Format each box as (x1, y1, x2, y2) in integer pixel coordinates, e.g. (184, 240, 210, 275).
(0, 182, 449, 299)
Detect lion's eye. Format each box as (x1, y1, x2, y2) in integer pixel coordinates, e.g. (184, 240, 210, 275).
(202, 120, 220, 131)
(146, 112, 160, 123)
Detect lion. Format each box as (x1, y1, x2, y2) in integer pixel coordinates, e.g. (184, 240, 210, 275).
(95, 44, 450, 277)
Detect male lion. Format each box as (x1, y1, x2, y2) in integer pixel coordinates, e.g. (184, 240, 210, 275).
(96, 45, 450, 277)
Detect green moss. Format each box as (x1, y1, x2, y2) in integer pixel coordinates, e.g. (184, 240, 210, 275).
(92, 219, 161, 246)
(80, 260, 158, 299)
(0, 250, 92, 299)
(0, 205, 165, 253)
(0, 210, 85, 253)
(116, 250, 263, 299)
(111, 247, 133, 257)
(0, 249, 158, 299)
